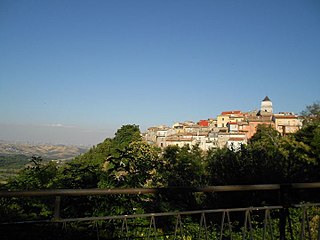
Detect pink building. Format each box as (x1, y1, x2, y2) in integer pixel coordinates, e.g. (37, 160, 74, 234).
(239, 116, 274, 139)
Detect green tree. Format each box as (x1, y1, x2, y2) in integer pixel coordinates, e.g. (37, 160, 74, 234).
(89, 141, 162, 218)
(56, 125, 144, 189)
(49, 125, 146, 218)
(301, 101, 320, 123)
(160, 144, 205, 187)
(8, 156, 58, 190)
(113, 124, 142, 150)
(295, 106, 320, 181)
(99, 141, 161, 188)
(249, 124, 281, 146)
(295, 122, 320, 161)
(2, 156, 59, 222)
(153, 144, 206, 212)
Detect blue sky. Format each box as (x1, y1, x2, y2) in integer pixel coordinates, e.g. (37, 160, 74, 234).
(0, 0, 319, 145)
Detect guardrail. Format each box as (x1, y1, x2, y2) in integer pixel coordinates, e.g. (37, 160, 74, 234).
(1, 183, 320, 239)
(2, 182, 320, 197)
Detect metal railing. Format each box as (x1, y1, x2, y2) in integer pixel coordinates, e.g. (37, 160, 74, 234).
(1, 183, 320, 239)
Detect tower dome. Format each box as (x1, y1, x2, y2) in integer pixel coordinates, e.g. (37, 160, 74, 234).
(260, 96, 273, 115)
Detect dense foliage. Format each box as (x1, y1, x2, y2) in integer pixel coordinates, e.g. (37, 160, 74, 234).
(0, 154, 30, 170)
(1, 104, 320, 239)
(0, 154, 30, 184)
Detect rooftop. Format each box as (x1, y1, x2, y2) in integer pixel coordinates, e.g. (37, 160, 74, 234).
(221, 110, 242, 115)
(263, 96, 271, 101)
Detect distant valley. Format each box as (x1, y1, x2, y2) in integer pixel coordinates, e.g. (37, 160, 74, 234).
(0, 142, 89, 183)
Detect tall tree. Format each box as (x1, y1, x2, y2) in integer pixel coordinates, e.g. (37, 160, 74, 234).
(160, 144, 205, 187)
(113, 124, 142, 150)
(296, 102, 320, 160)
(99, 141, 161, 188)
(301, 101, 320, 123)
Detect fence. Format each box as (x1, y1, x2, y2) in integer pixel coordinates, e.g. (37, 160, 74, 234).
(1, 183, 320, 239)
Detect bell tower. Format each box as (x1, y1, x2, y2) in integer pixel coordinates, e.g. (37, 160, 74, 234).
(260, 96, 273, 116)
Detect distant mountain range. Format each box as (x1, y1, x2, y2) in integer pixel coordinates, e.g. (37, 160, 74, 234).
(0, 142, 89, 160)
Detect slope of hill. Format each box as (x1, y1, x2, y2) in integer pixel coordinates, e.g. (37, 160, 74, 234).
(0, 142, 89, 160)
(0, 142, 89, 183)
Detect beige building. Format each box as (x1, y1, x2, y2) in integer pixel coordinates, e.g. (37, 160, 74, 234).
(217, 110, 244, 128)
(145, 125, 170, 146)
(227, 137, 247, 151)
(217, 132, 247, 148)
(164, 132, 210, 149)
(165, 136, 193, 148)
(273, 113, 302, 135)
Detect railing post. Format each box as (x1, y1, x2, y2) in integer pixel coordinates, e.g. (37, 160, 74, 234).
(53, 196, 61, 220)
(279, 184, 287, 240)
(279, 208, 287, 240)
(279, 184, 294, 240)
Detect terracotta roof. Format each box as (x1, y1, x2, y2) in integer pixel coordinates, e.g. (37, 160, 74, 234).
(221, 110, 242, 115)
(228, 137, 245, 141)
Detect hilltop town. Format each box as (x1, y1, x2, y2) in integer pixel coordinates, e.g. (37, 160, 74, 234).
(143, 96, 303, 151)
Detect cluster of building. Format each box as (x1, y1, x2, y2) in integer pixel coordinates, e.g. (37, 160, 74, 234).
(143, 97, 303, 151)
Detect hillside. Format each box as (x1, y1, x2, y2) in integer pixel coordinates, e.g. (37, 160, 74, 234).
(0, 142, 89, 160)
(0, 142, 89, 183)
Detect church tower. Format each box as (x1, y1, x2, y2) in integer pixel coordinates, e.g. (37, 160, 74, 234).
(260, 96, 273, 116)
